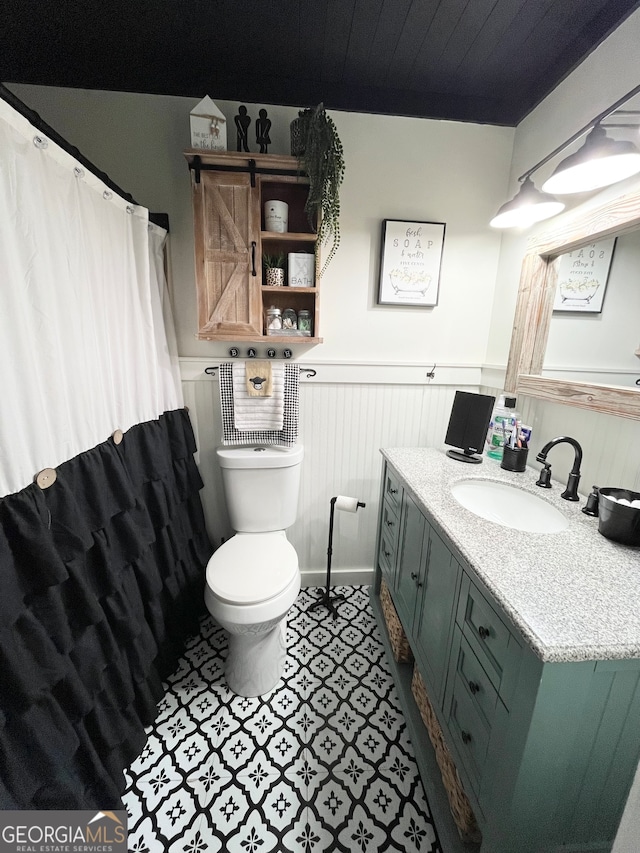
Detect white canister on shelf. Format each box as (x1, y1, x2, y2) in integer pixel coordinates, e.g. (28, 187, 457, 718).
(264, 201, 288, 233)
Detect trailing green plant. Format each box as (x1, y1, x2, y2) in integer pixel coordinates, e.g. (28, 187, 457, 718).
(262, 252, 285, 269)
(295, 103, 345, 276)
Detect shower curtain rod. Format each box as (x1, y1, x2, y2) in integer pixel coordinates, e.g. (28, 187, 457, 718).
(0, 83, 168, 230)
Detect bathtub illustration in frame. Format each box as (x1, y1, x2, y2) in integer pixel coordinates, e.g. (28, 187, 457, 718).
(553, 237, 616, 312)
(377, 219, 445, 307)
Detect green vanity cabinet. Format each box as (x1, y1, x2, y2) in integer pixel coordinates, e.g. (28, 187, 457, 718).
(374, 459, 640, 853)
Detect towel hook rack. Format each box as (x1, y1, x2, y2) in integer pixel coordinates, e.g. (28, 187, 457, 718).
(204, 365, 316, 378)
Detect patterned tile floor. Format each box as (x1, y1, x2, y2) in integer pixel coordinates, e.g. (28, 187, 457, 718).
(123, 586, 444, 853)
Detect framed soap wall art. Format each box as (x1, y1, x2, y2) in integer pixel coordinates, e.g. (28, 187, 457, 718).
(377, 219, 445, 307)
(553, 238, 616, 313)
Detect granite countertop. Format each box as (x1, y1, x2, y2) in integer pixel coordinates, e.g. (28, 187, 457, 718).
(382, 446, 640, 664)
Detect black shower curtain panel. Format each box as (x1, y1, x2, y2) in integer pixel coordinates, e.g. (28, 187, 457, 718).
(0, 408, 212, 810)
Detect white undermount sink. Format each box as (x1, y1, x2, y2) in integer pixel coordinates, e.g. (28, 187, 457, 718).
(451, 478, 569, 533)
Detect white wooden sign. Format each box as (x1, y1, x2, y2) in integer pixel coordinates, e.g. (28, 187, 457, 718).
(190, 96, 227, 151)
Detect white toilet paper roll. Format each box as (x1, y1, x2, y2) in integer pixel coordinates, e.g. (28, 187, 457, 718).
(335, 495, 360, 513)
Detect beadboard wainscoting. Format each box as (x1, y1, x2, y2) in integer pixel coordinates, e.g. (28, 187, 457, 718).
(181, 359, 482, 585)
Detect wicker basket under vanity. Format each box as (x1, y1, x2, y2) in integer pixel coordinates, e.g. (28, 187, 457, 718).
(411, 666, 482, 844)
(380, 579, 413, 663)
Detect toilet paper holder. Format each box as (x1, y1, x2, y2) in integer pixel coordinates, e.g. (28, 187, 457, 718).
(307, 495, 366, 621)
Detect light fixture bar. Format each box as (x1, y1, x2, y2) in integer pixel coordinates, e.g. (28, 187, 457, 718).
(518, 83, 640, 183)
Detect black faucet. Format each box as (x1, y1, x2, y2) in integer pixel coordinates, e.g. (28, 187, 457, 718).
(535, 436, 583, 501)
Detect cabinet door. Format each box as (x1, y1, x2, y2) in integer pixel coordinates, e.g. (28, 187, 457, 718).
(193, 171, 262, 338)
(394, 494, 426, 629)
(414, 529, 460, 706)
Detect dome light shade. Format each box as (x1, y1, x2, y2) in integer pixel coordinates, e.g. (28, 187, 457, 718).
(541, 125, 640, 195)
(489, 177, 565, 229)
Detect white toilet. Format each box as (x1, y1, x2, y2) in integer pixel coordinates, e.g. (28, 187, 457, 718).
(205, 444, 303, 697)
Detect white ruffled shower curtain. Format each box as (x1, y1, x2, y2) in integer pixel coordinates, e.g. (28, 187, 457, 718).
(0, 95, 182, 497)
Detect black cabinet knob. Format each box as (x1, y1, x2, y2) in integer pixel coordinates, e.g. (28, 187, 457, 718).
(461, 730, 472, 745)
(389, 487, 398, 495)
(468, 680, 480, 695)
(411, 571, 418, 580)
(384, 550, 391, 558)
(478, 625, 490, 640)
(387, 519, 394, 527)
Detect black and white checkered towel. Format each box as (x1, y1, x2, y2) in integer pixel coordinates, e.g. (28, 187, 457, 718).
(219, 362, 300, 446)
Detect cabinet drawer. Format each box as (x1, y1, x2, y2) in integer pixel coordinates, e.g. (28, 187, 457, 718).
(457, 575, 520, 699)
(453, 630, 499, 729)
(383, 466, 402, 514)
(448, 671, 491, 790)
(381, 499, 400, 550)
(378, 519, 398, 583)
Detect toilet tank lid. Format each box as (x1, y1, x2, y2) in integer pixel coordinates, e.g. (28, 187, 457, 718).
(217, 444, 304, 469)
(206, 534, 299, 604)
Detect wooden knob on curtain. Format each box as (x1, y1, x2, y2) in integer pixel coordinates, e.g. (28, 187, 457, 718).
(36, 468, 57, 489)
(112, 429, 124, 445)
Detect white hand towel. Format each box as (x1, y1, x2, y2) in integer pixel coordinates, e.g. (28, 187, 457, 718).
(232, 361, 284, 431)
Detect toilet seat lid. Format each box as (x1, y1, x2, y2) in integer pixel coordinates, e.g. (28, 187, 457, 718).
(206, 534, 298, 605)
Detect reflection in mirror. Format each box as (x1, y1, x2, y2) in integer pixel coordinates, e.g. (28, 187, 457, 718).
(543, 231, 640, 387)
(506, 179, 640, 420)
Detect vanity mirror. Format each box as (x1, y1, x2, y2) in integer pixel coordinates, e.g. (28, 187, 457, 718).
(504, 183, 640, 419)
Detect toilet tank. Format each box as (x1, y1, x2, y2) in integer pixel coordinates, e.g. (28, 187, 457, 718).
(216, 445, 303, 532)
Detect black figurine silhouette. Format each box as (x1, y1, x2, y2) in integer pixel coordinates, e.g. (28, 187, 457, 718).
(235, 106, 251, 152)
(256, 108, 271, 154)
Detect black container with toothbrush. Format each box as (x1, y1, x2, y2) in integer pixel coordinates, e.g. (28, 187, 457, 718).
(500, 419, 529, 472)
(501, 444, 528, 472)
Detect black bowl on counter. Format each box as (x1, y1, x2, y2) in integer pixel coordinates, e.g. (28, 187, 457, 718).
(598, 488, 640, 546)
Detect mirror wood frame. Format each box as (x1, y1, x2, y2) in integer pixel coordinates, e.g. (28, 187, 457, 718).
(504, 184, 640, 420)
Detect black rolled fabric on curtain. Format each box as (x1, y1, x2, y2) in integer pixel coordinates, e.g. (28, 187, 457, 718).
(0, 408, 212, 809)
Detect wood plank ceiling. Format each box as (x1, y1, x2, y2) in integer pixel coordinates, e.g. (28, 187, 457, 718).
(1, 0, 640, 125)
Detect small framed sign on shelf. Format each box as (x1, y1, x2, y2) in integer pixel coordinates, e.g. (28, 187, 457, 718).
(553, 238, 616, 313)
(377, 219, 445, 307)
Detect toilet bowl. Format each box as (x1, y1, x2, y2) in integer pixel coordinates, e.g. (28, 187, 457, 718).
(205, 444, 303, 697)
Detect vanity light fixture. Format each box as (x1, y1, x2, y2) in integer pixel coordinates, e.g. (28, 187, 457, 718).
(490, 176, 565, 229)
(490, 83, 640, 229)
(541, 124, 640, 194)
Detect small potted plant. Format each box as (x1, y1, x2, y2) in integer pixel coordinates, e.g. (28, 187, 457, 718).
(291, 103, 345, 276)
(263, 252, 285, 287)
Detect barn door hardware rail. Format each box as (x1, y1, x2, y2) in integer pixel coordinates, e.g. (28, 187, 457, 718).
(189, 155, 302, 186)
